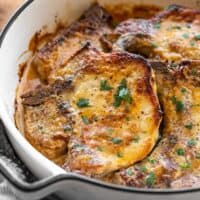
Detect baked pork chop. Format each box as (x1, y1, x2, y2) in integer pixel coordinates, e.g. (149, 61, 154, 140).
(110, 61, 200, 188)
(32, 4, 112, 82)
(21, 48, 162, 177)
(105, 5, 200, 62)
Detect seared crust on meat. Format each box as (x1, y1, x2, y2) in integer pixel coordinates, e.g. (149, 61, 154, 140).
(107, 5, 200, 62)
(60, 50, 161, 177)
(16, 3, 200, 189)
(110, 61, 200, 188)
(21, 48, 161, 177)
(32, 4, 112, 82)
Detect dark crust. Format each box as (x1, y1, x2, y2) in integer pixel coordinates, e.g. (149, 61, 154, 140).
(114, 19, 153, 35)
(21, 78, 73, 106)
(155, 4, 200, 23)
(37, 3, 112, 58)
(114, 4, 200, 38)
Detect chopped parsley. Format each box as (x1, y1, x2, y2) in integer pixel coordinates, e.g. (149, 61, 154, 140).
(145, 173, 156, 187)
(97, 146, 103, 152)
(116, 152, 123, 157)
(181, 88, 187, 93)
(176, 148, 185, 156)
(176, 101, 185, 112)
(151, 42, 158, 48)
(153, 22, 161, 29)
(132, 136, 140, 143)
(73, 144, 85, 151)
(182, 33, 189, 39)
(171, 63, 177, 68)
(190, 41, 196, 47)
(140, 166, 148, 172)
(107, 128, 114, 133)
(191, 69, 197, 76)
(187, 139, 197, 147)
(38, 125, 44, 130)
(113, 79, 132, 108)
(81, 116, 90, 124)
(171, 25, 182, 30)
(184, 123, 193, 130)
(171, 96, 177, 104)
(148, 158, 156, 164)
(194, 34, 200, 40)
(126, 169, 133, 176)
(171, 96, 184, 112)
(111, 138, 123, 144)
(179, 162, 191, 169)
(196, 153, 200, 159)
(125, 116, 130, 122)
(77, 98, 90, 108)
(63, 125, 73, 132)
(100, 80, 113, 91)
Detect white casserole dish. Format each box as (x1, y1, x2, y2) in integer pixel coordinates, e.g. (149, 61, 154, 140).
(0, 0, 200, 199)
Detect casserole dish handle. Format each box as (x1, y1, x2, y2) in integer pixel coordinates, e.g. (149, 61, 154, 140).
(0, 155, 71, 200)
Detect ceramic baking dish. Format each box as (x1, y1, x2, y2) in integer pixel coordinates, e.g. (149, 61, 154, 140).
(0, 0, 200, 199)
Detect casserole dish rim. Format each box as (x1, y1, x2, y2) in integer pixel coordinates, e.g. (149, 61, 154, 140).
(0, 0, 200, 194)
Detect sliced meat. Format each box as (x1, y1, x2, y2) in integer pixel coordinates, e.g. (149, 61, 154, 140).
(106, 5, 200, 62)
(58, 49, 162, 177)
(110, 61, 200, 189)
(32, 4, 112, 82)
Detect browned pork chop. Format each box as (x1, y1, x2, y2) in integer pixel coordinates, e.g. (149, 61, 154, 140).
(105, 5, 200, 62)
(21, 48, 162, 177)
(109, 61, 200, 188)
(32, 4, 112, 82)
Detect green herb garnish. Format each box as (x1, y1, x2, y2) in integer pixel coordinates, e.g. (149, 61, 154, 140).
(190, 41, 196, 47)
(176, 148, 185, 156)
(154, 22, 161, 29)
(132, 136, 140, 143)
(140, 166, 147, 172)
(145, 173, 156, 187)
(63, 125, 73, 132)
(181, 88, 187, 93)
(187, 139, 197, 147)
(179, 162, 191, 169)
(100, 80, 113, 91)
(196, 153, 200, 159)
(77, 98, 90, 108)
(111, 138, 123, 144)
(73, 144, 85, 151)
(107, 128, 114, 133)
(194, 34, 200, 40)
(148, 158, 156, 164)
(176, 101, 184, 112)
(126, 169, 133, 176)
(113, 79, 132, 108)
(97, 146, 103, 152)
(171, 25, 182, 30)
(171, 96, 184, 112)
(184, 123, 193, 130)
(81, 116, 90, 124)
(182, 33, 189, 39)
(116, 152, 123, 157)
(151, 43, 158, 48)
(191, 69, 197, 76)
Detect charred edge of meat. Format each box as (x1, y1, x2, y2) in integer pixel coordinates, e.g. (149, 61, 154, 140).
(37, 4, 112, 57)
(21, 77, 73, 106)
(156, 4, 200, 22)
